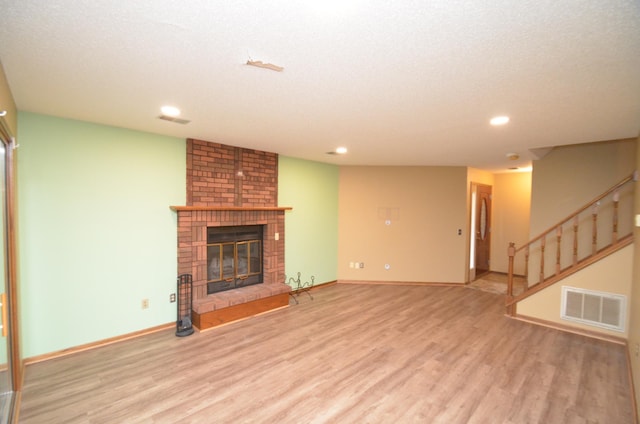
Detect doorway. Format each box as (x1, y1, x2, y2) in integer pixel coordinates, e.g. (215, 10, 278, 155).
(469, 183, 492, 280)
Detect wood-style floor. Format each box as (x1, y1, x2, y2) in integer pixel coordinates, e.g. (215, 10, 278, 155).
(18, 284, 635, 423)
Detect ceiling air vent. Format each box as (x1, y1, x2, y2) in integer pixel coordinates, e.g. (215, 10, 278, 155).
(561, 286, 626, 332)
(158, 115, 191, 125)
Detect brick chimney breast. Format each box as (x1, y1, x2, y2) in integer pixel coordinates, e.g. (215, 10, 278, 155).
(186, 139, 278, 208)
(173, 139, 290, 330)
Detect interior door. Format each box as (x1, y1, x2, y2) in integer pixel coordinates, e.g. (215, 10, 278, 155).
(474, 184, 492, 277)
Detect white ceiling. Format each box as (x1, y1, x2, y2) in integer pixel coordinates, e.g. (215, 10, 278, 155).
(0, 1, 639, 172)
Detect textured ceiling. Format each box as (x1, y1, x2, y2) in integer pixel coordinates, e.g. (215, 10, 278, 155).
(0, 0, 639, 171)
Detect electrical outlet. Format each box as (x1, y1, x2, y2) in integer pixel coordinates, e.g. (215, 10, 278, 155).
(635, 343, 639, 357)
(359, 262, 365, 268)
(170, 293, 176, 303)
(142, 299, 149, 309)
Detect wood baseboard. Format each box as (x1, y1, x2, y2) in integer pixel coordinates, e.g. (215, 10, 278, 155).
(22, 293, 294, 366)
(290, 280, 337, 295)
(23, 322, 174, 365)
(192, 293, 289, 331)
(512, 314, 627, 345)
(338, 279, 463, 287)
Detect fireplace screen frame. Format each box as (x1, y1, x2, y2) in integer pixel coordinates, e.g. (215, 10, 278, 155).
(206, 225, 263, 294)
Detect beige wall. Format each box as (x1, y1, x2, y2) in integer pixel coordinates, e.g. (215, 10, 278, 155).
(467, 168, 494, 186)
(530, 139, 636, 236)
(518, 244, 633, 338)
(466, 168, 531, 277)
(0, 60, 17, 136)
(338, 166, 467, 283)
(491, 172, 532, 274)
(518, 139, 636, 336)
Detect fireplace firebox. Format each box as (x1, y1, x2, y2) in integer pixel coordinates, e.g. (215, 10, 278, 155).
(207, 225, 263, 294)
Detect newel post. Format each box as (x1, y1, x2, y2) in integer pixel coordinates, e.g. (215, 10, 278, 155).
(506, 242, 516, 316)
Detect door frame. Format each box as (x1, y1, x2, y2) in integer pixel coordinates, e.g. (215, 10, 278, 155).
(0, 113, 20, 416)
(469, 182, 492, 281)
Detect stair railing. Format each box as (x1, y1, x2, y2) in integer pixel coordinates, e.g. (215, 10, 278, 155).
(506, 172, 636, 316)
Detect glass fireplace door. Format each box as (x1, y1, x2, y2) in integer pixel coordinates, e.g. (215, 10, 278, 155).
(206, 225, 263, 294)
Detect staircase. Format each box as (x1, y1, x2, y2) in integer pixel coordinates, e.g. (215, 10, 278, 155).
(505, 172, 636, 316)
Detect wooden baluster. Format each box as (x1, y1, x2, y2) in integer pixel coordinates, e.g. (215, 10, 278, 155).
(524, 245, 529, 280)
(506, 242, 516, 316)
(539, 236, 545, 284)
(573, 215, 579, 265)
(612, 190, 619, 243)
(555, 225, 562, 275)
(592, 202, 599, 255)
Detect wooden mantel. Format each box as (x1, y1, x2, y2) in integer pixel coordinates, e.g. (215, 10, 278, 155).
(170, 206, 292, 212)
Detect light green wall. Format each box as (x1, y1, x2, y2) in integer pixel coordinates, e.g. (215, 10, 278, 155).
(17, 112, 185, 358)
(278, 156, 338, 286)
(16, 115, 339, 358)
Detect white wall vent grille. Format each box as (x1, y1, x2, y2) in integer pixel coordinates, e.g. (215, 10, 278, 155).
(561, 286, 626, 332)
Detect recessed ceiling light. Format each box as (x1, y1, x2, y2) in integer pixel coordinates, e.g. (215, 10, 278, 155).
(506, 152, 519, 160)
(490, 116, 510, 126)
(326, 147, 348, 156)
(161, 105, 181, 117)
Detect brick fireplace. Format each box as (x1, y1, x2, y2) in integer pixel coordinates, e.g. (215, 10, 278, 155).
(171, 139, 291, 330)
